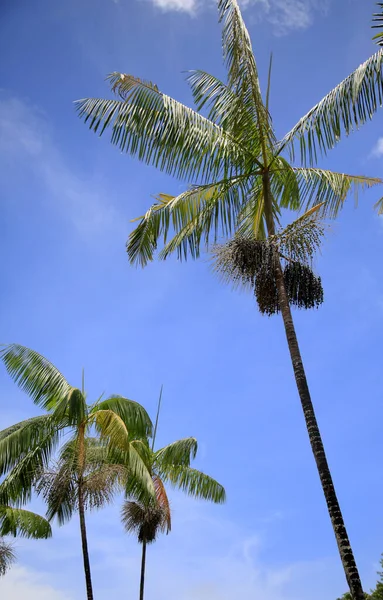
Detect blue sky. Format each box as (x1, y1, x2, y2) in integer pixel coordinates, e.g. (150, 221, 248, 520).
(1, 0, 383, 598)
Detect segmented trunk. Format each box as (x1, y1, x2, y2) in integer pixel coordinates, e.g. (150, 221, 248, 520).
(262, 173, 365, 600)
(78, 425, 94, 600)
(139, 540, 147, 600)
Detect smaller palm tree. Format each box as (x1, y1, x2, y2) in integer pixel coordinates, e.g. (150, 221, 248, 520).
(0, 540, 14, 577)
(121, 391, 225, 600)
(0, 504, 52, 576)
(122, 499, 169, 600)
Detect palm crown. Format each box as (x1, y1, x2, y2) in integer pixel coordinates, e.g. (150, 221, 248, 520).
(77, 0, 383, 268)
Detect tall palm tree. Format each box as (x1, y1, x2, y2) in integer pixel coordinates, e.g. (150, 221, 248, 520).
(37, 436, 131, 599)
(0, 344, 154, 600)
(121, 432, 225, 600)
(0, 504, 52, 576)
(76, 3, 383, 598)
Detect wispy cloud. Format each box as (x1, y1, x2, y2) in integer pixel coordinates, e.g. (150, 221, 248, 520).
(0, 566, 73, 600)
(371, 137, 383, 158)
(145, 0, 329, 35)
(0, 95, 122, 238)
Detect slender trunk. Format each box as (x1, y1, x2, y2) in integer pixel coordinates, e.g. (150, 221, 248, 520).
(262, 173, 365, 600)
(78, 424, 94, 600)
(139, 540, 147, 600)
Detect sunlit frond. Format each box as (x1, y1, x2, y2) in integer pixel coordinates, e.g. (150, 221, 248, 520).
(279, 50, 383, 164)
(76, 74, 249, 185)
(92, 396, 152, 438)
(160, 466, 226, 504)
(0, 344, 74, 411)
(127, 176, 253, 266)
(154, 438, 198, 469)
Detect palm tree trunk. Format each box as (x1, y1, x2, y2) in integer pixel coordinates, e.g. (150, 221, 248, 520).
(139, 540, 147, 600)
(78, 484, 94, 600)
(262, 173, 365, 600)
(78, 423, 94, 600)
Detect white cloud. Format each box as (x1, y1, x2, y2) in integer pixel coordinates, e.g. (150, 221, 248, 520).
(371, 137, 383, 158)
(0, 566, 73, 600)
(145, 0, 329, 35)
(0, 95, 122, 238)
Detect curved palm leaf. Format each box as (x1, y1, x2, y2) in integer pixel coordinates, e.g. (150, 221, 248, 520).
(154, 438, 198, 469)
(76, 74, 249, 185)
(92, 396, 152, 438)
(0, 344, 74, 411)
(372, 3, 383, 46)
(160, 466, 226, 504)
(279, 50, 383, 165)
(0, 506, 52, 539)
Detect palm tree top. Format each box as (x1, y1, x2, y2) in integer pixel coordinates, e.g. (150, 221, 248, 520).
(77, 0, 383, 268)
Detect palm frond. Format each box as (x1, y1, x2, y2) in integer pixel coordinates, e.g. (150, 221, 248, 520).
(154, 438, 198, 469)
(279, 49, 383, 165)
(0, 344, 74, 411)
(373, 3, 383, 46)
(186, 70, 260, 153)
(0, 506, 52, 539)
(127, 176, 253, 266)
(272, 203, 326, 264)
(0, 538, 15, 576)
(218, 0, 274, 148)
(76, 74, 248, 185)
(153, 475, 171, 533)
(160, 466, 226, 504)
(0, 429, 60, 505)
(272, 163, 383, 218)
(92, 396, 152, 438)
(0, 415, 58, 476)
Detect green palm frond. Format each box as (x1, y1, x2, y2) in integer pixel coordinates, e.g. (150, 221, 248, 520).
(272, 165, 383, 218)
(0, 538, 15, 576)
(0, 506, 52, 539)
(279, 50, 383, 165)
(373, 3, 383, 46)
(92, 396, 152, 438)
(154, 438, 198, 469)
(76, 74, 248, 185)
(218, 0, 274, 147)
(0, 429, 61, 505)
(186, 70, 260, 152)
(272, 203, 326, 264)
(160, 466, 226, 504)
(0, 344, 74, 411)
(0, 415, 59, 476)
(127, 176, 253, 266)
(52, 388, 87, 427)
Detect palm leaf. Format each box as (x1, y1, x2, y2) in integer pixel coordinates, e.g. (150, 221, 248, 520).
(373, 3, 383, 46)
(153, 475, 171, 533)
(0, 539, 15, 576)
(92, 396, 152, 438)
(279, 50, 383, 165)
(76, 73, 248, 184)
(154, 438, 198, 469)
(0, 344, 74, 411)
(0, 415, 59, 476)
(160, 466, 226, 504)
(271, 163, 383, 218)
(127, 176, 253, 266)
(0, 506, 52, 539)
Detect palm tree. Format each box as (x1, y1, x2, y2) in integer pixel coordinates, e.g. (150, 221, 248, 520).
(0, 504, 52, 576)
(0, 344, 154, 600)
(122, 500, 168, 600)
(121, 431, 225, 600)
(76, 3, 383, 597)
